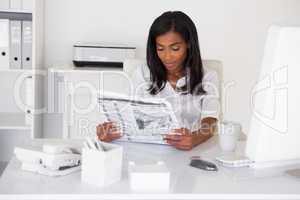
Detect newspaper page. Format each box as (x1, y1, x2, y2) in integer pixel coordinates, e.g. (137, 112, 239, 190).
(98, 92, 179, 144)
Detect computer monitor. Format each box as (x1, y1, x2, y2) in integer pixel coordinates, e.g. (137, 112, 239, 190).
(246, 26, 300, 167)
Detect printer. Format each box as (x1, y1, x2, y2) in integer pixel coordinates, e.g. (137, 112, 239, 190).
(14, 143, 82, 176)
(73, 42, 136, 68)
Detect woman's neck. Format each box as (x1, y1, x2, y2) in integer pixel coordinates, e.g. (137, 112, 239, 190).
(167, 68, 185, 89)
(167, 68, 185, 82)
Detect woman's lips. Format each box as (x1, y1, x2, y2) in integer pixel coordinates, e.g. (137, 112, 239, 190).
(164, 62, 176, 68)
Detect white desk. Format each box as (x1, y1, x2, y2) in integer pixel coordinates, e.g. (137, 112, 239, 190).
(0, 136, 300, 200)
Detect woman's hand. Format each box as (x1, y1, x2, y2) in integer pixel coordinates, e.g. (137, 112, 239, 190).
(164, 128, 196, 150)
(96, 122, 122, 142)
(164, 127, 214, 150)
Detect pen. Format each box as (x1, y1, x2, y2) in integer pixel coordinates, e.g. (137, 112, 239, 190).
(85, 137, 98, 150)
(95, 140, 105, 151)
(83, 141, 90, 149)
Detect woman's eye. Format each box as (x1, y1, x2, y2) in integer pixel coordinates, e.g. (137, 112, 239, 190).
(172, 47, 180, 51)
(157, 48, 164, 51)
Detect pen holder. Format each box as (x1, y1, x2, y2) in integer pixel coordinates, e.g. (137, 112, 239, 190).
(81, 142, 123, 188)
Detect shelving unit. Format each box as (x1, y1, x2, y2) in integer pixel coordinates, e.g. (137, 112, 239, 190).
(0, 0, 44, 162)
(46, 66, 132, 139)
(0, 113, 30, 130)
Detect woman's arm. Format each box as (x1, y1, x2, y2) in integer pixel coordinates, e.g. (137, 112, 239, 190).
(191, 117, 217, 146)
(164, 117, 217, 150)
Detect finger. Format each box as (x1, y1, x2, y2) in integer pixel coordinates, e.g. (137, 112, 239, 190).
(96, 124, 104, 133)
(166, 141, 191, 150)
(175, 145, 193, 151)
(99, 123, 120, 134)
(169, 129, 183, 135)
(165, 139, 181, 146)
(166, 138, 194, 149)
(97, 123, 111, 134)
(103, 121, 121, 130)
(100, 137, 113, 142)
(99, 133, 118, 142)
(109, 132, 122, 139)
(171, 128, 189, 135)
(109, 131, 121, 135)
(104, 122, 116, 130)
(165, 133, 193, 141)
(97, 122, 110, 130)
(103, 121, 114, 126)
(97, 127, 110, 136)
(168, 140, 192, 150)
(164, 134, 182, 141)
(97, 132, 108, 141)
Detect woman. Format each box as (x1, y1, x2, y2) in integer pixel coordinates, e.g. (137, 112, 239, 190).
(97, 11, 219, 150)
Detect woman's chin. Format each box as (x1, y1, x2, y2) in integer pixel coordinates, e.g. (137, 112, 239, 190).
(165, 65, 181, 73)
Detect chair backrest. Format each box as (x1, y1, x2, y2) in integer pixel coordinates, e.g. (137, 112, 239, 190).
(123, 59, 223, 120)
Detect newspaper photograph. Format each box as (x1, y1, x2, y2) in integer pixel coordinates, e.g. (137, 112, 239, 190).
(98, 92, 179, 144)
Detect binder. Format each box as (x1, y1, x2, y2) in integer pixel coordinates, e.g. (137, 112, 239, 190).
(10, 20, 22, 69)
(25, 75, 33, 125)
(22, 0, 34, 12)
(0, 0, 10, 10)
(22, 20, 32, 69)
(10, 0, 22, 10)
(0, 19, 10, 70)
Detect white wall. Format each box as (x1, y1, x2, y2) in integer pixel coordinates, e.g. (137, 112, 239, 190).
(43, 0, 300, 134)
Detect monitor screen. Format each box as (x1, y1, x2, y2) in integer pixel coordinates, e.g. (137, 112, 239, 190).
(246, 26, 300, 165)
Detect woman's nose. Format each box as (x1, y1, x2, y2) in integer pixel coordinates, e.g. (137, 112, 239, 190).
(164, 50, 172, 60)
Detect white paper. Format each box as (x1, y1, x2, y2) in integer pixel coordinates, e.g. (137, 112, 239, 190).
(98, 92, 179, 144)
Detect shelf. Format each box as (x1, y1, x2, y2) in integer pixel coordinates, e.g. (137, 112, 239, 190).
(49, 66, 123, 74)
(0, 69, 33, 73)
(0, 113, 31, 130)
(0, 10, 32, 20)
(0, 9, 32, 14)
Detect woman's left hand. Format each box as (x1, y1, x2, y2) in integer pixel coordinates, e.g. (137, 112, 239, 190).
(164, 128, 197, 150)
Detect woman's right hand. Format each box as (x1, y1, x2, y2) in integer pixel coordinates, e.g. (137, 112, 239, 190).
(96, 122, 122, 142)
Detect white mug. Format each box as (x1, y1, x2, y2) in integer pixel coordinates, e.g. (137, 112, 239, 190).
(219, 121, 242, 152)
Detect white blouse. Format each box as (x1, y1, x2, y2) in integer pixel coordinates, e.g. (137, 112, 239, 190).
(131, 64, 220, 131)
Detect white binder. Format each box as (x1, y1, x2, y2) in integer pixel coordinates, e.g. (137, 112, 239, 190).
(22, 20, 32, 69)
(10, 0, 22, 10)
(0, 19, 9, 70)
(10, 20, 22, 69)
(0, 0, 10, 10)
(25, 75, 33, 125)
(22, 0, 34, 12)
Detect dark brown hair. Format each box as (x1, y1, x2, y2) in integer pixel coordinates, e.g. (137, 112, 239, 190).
(146, 11, 206, 95)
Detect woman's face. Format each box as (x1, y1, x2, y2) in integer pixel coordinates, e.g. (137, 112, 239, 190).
(156, 31, 188, 75)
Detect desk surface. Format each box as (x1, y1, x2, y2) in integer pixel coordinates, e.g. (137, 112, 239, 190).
(0, 136, 300, 199)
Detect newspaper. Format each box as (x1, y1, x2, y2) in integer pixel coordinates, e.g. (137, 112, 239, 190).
(98, 92, 179, 144)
